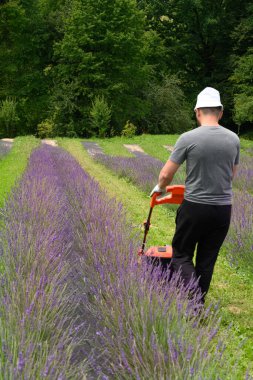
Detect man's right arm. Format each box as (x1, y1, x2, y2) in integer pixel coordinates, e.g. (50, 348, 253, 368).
(232, 138, 240, 180)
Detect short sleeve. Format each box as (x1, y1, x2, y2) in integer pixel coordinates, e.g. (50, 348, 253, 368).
(169, 135, 187, 165)
(234, 140, 240, 165)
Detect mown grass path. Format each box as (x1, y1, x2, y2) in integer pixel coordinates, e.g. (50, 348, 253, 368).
(60, 137, 253, 376)
(0, 136, 40, 208)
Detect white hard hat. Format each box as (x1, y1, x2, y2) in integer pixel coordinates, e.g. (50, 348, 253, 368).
(194, 87, 223, 110)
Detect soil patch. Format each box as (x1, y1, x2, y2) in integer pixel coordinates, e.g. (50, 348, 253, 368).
(228, 305, 243, 315)
(124, 144, 145, 153)
(82, 142, 104, 156)
(163, 145, 174, 152)
(1, 138, 14, 143)
(42, 139, 58, 147)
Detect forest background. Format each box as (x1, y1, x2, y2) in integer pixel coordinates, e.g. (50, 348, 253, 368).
(0, 0, 252, 138)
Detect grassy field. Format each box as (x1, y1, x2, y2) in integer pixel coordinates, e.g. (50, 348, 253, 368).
(90, 133, 251, 160)
(0, 136, 40, 208)
(60, 136, 253, 376)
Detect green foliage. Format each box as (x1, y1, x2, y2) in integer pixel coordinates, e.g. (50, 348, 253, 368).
(230, 3, 253, 128)
(52, 0, 150, 135)
(121, 120, 137, 138)
(0, 0, 252, 135)
(145, 76, 194, 134)
(37, 119, 55, 139)
(234, 93, 253, 127)
(0, 98, 19, 138)
(89, 96, 111, 137)
(138, 0, 249, 125)
(0, 0, 63, 135)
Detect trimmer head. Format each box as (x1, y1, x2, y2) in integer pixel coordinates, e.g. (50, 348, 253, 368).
(138, 185, 185, 269)
(145, 245, 173, 258)
(139, 245, 172, 270)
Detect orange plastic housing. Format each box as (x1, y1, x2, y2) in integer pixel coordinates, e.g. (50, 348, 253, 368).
(145, 245, 173, 259)
(143, 185, 185, 260)
(150, 185, 185, 208)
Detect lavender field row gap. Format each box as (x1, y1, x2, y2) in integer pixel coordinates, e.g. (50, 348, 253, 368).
(82, 141, 186, 194)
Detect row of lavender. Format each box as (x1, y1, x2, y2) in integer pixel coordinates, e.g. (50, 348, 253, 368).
(0, 146, 87, 378)
(225, 150, 253, 271)
(83, 142, 253, 272)
(0, 145, 245, 378)
(82, 142, 185, 193)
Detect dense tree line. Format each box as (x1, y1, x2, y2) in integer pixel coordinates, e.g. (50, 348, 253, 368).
(0, 0, 252, 137)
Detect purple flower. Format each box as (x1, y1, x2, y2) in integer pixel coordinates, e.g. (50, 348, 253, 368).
(17, 351, 25, 372)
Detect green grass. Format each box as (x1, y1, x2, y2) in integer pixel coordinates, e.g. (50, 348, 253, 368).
(90, 133, 251, 162)
(87, 134, 179, 161)
(0, 136, 40, 208)
(60, 136, 253, 377)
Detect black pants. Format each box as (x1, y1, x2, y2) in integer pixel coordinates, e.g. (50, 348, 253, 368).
(171, 199, 231, 302)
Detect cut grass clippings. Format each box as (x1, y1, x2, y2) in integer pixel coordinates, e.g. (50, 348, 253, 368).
(60, 137, 253, 377)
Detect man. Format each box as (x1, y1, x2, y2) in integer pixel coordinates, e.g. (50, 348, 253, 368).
(150, 87, 240, 302)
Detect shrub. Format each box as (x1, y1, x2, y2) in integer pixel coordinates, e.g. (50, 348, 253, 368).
(225, 190, 253, 271)
(89, 96, 112, 137)
(37, 119, 55, 139)
(121, 120, 137, 138)
(145, 75, 194, 134)
(233, 154, 253, 192)
(0, 98, 19, 138)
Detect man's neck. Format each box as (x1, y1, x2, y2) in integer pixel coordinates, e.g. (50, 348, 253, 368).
(200, 117, 220, 127)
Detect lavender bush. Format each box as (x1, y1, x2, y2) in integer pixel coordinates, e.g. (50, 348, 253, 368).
(225, 190, 253, 270)
(82, 142, 185, 193)
(51, 147, 243, 379)
(233, 154, 253, 193)
(0, 146, 87, 379)
(0, 140, 12, 159)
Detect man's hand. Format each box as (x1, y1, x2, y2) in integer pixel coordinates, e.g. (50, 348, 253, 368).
(150, 184, 166, 197)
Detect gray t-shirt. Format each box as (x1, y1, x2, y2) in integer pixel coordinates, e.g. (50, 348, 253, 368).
(170, 125, 240, 205)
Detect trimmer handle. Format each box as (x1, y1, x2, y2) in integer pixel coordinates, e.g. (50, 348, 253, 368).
(150, 185, 185, 207)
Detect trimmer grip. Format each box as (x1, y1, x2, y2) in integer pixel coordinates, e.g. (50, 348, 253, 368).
(150, 185, 185, 207)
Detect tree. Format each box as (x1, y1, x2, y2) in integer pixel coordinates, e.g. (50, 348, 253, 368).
(230, 4, 253, 131)
(89, 96, 112, 137)
(51, 0, 151, 136)
(138, 0, 249, 128)
(0, 0, 63, 135)
(144, 75, 194, 134)
(0, 98, 19, 137)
